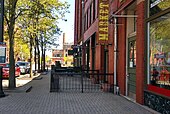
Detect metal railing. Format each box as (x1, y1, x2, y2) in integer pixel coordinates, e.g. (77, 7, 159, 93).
(50, 66, 114, 93)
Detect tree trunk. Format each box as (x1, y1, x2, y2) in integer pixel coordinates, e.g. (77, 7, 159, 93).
(40, 34, 44, 71)
(36, 38, 40, 72)
(8, 0, 18, 89)
(8, 27, 15, 89)
(41, 49, 43, 71)
(43, 47, 46, 71)
(29, 36, 33, 78)
(34, 45, 37, 72)
(41, 45, 44, 71)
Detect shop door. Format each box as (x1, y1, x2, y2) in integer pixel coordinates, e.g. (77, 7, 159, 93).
(127, 37, 136, 99)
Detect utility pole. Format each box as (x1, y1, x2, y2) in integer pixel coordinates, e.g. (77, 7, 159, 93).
(0, 0, 5, 97)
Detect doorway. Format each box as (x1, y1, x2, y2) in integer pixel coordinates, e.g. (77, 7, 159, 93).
(127, 37, 136, 99)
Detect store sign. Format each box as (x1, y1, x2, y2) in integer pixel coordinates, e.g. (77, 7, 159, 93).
(98, 0, 109, 42)
(0, 42, 6, 63)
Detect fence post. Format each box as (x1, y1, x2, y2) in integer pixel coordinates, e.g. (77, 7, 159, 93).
(56, 74, 59, 92)
(50, 71, 54, 92)
(81, 71, 84, 93)
(97, 70, 99, 84)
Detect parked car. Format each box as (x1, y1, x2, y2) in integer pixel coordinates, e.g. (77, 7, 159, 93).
(16, 61, 30, 74)
(0, 63, 20, 78)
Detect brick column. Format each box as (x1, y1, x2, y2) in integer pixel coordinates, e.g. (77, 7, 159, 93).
(117, 17, 126, 95)
(136, 1, 145, 104)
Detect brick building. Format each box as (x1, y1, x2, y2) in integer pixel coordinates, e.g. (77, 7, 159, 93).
(74, 0, 170, 113)
(51, 33, 73, 67)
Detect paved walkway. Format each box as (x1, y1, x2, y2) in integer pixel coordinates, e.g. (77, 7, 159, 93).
(0, 72, 159, 114)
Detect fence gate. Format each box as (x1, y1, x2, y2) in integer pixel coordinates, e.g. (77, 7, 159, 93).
(50, 69, 114, 93)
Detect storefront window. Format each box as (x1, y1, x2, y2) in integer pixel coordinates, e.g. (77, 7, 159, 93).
(149, 0, 170, 17)
(149, 13, 170, 90)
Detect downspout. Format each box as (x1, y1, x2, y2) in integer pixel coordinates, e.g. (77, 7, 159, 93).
(114, 17, 118, 94)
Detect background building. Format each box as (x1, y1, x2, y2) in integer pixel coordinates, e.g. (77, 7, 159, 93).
(51, 33, 73, 67)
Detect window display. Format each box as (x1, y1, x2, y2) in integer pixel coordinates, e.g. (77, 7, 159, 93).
(149, 13, 170, 90)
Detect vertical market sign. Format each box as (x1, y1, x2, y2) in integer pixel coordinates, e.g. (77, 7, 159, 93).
(0, 42, 6, 63)
(98, 0, 109, 43)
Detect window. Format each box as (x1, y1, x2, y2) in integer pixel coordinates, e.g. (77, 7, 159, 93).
(149, 0, 170, 17)
(93, 0, 96, 21)
(54, 54, 62, 57)
(87, 10, 89, 28)
(129, 40, 136, 68)
(90, 4, 92, 24)
(134, 11, 137, 32)
(148, 13, 170, 90)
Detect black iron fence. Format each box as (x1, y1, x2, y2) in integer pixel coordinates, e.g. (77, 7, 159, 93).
(50, 67, 114, 93)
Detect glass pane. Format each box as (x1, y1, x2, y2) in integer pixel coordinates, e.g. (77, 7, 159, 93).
(149, 13, 170, 90)
(149, 0, 170, 16)
(129, 40, 136, 68)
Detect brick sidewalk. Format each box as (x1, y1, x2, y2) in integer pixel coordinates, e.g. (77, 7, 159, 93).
(0, 72, 159, 114)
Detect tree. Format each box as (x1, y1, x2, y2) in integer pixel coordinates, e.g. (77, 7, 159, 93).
(4, 0, 19, 89)
(4, 0, 69, 87)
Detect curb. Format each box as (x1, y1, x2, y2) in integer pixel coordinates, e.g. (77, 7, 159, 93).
(4, 86, 32, 93)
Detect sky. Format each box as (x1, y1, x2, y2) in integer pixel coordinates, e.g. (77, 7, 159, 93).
(46, 0, 74, 56)
(57, 0, 75, 48)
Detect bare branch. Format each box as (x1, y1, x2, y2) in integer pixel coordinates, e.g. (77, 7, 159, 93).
(4, 15, 10, 29)
(15, 10, 23, 20)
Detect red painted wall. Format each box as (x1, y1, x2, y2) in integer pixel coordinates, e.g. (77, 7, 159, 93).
(147, 85, 170, 97)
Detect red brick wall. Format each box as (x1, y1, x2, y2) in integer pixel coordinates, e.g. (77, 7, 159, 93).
(117, 17, 126, 95)
(109, 0, 134, 14)
(108, 24, 114, 73)
(75, 0, 82, 44)
(95, 45, 102, 71)
(84, 19, 99, 42)
(136, 1, 145, 104)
